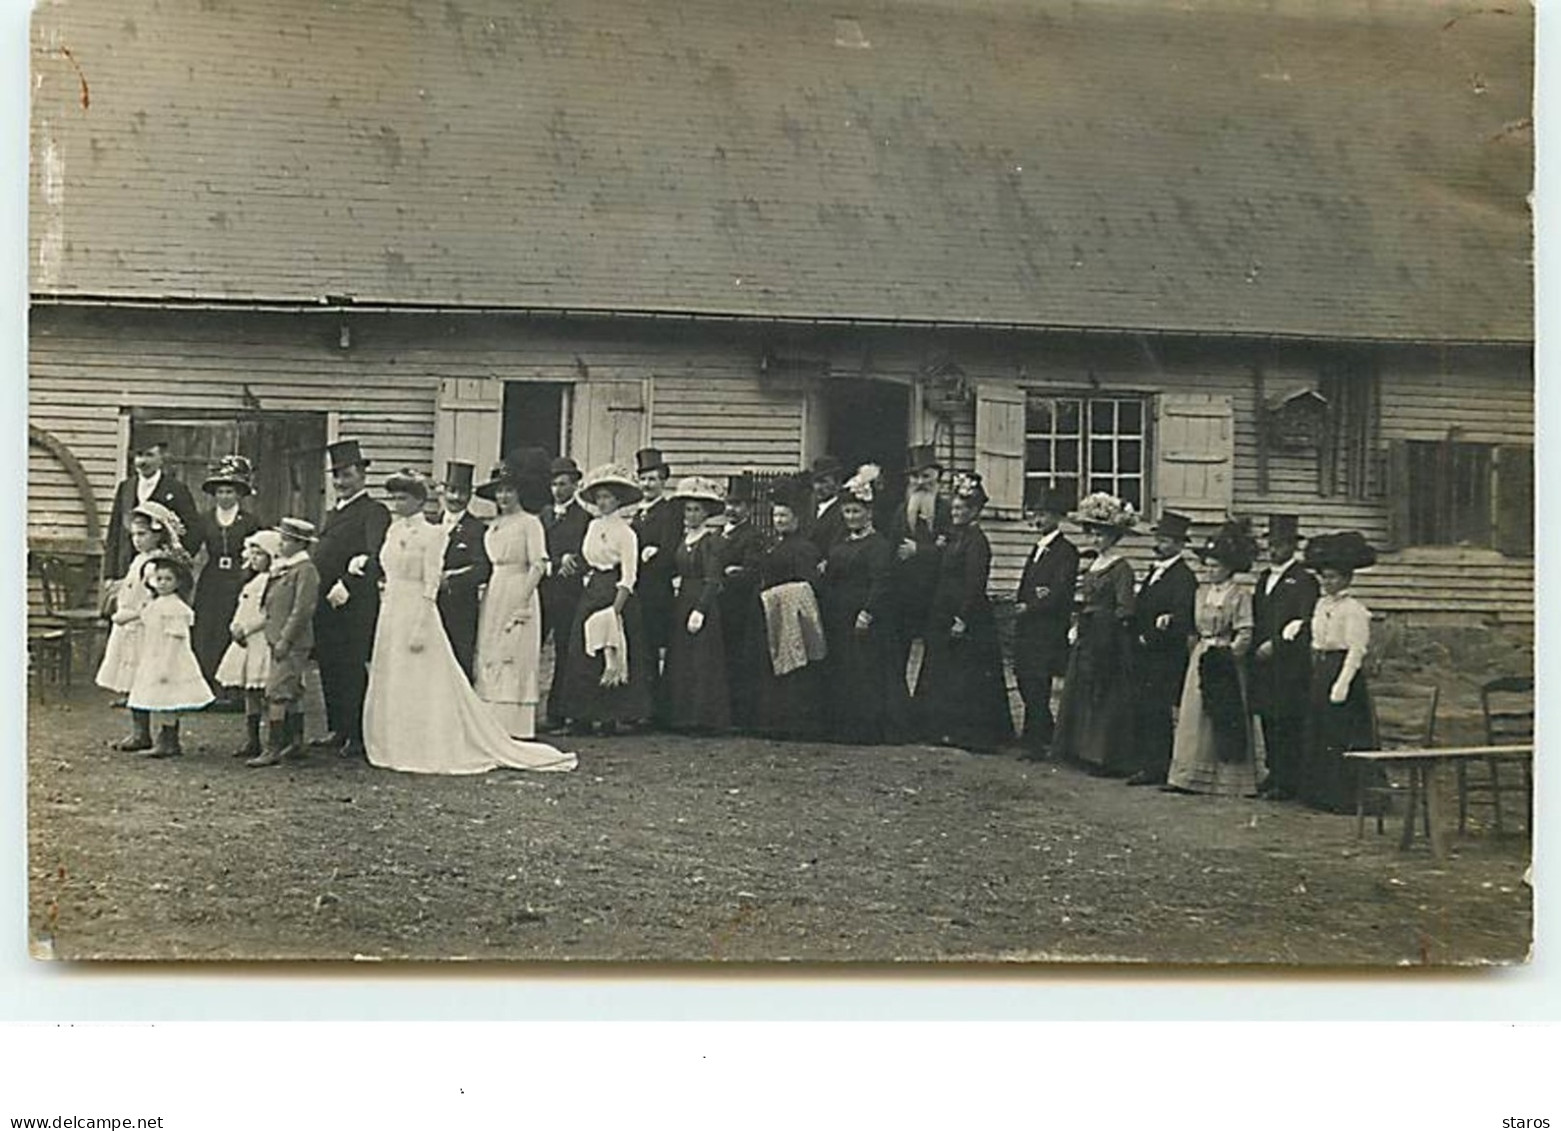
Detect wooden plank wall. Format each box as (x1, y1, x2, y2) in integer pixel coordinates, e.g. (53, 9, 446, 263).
(29, 309, 1532, 625)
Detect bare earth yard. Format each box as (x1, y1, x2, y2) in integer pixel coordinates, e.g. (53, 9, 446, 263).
(27, 685, 1530, 965)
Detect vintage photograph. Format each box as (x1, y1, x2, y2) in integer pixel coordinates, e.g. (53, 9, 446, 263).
(24, 0, 1532, 963)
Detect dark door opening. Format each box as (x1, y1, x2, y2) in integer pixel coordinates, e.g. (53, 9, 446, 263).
(824, 378, 910, 484)
(130, 411, 329, 527)
(502, 382, 569, 459)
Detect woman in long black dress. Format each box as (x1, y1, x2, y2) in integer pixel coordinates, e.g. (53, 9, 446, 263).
(190, 455, 265, 703)
(821, 464, 911, 745)
(1297, 531, 1382, 813)
(913, 471, 1013, 753)
(1053, 492, 1138, 773)
(750, 478, 828, 741)
(659, 476, 731, 732)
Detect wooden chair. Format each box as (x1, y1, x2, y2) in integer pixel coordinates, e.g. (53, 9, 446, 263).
(32, 551, 108, 685)
(1460, 676, 1535, 835)
(27, 624, 72, 699)
(1361, 681, 1439, 838)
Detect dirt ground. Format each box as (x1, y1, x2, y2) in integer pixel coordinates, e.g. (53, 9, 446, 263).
(26, 675, 1531, 967)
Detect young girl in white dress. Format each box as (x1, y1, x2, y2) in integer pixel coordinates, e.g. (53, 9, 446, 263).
(215, 530, 282, 759)
(362, 469, 577, 775)
(96, 501, 184, 753)
(127, 551, 215, 757)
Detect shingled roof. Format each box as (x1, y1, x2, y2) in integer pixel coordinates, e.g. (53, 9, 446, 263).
(29, 0, 1532, 341)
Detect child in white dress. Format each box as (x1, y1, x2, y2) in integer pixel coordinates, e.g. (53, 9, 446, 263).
(214, 530, 282, 759)
(127, 551, 214, 758)
(95, 501, 184, 752)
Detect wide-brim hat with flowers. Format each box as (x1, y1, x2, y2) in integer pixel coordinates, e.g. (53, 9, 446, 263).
(670, 475, 727, 508)
(842, 463, 883, 505)
(1075, 491, 1137, 533)
(950, 470, 988, 510)
(201, 454, 255, 496)
(579, 463, 645, 507)
(130, 500, 187, 544)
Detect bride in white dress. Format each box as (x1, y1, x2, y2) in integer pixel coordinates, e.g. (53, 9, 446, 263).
(362, 470, 577, 775)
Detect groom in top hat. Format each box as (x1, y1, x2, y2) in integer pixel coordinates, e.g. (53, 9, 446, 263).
(1013, 484, 1080, 760)
(632, 447, 680, 664)
(1250, 514, 1319, 799)
(540, 456, 590, 731)
(1126, 509, 1198, 785)
(435, 460, 491, 682)
(883, 443, 953, 679)
(309, 439, 391, 759)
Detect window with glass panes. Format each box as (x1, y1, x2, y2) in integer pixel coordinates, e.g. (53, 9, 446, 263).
(1023, 394, 1147, 512)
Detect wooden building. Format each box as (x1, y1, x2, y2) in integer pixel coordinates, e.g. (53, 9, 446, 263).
(28, 0, 1532, 630)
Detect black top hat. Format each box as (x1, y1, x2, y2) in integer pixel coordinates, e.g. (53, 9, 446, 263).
(1304, 531, 1377, 573)
(1034, 483, 1075, 516)
(727, 473, 757, 504)
(1198, 518, 1259, 573)
(635, 447, 671, 476)
(326, 439, 370, 473)
(1267, 514, 1302, 544)
(550, 456, 582, 481)
(905, 443, 943, 474)
(1153, 510, 1193, 542)
(809, 455, 845, 483)
(443, 461, 476, 498)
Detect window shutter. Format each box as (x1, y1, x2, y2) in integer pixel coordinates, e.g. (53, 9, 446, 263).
(1383, 438, 1411, 551)
(1153, 393, 1233, 521)
(1495, 443, 1534, 557)
(974, 382, 1026, 515)
(434, 377, 503, 475)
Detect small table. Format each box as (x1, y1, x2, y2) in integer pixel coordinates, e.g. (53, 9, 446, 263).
(1344, 744, 1533, 861)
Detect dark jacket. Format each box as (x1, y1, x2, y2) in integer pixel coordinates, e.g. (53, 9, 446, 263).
(716, 519, 766, 626)
(881, 490, 953, 636)
(631, 495, 682, 647)
(541, 498, 591, 635)
(1134, 556, 1198, 704)
(263, 555, 321, 657)
(310, 491, 392, 644)
(1013, 532, 1081, 680)
(1249, 560, 1320, 717)
(103, 472, 200, 580)
(803, 495, 849, 555)
(436, 510, 491, 675)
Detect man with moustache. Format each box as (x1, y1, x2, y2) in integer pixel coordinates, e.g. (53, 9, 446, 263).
(435, 461, 491, 682)
(1126, 510, 1198, 786)
(1013, 485, 1080, 760)
(540, 455, 589, 731)
(1249, 514, 1319, 800)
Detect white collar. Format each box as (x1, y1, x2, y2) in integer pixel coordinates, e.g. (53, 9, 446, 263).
(214, 503, 240, 526)
(1034, 528, 1061, 552)
(335, 488, 368, 510)
(442, 508, 466, 529)
(1270, 555, 1299, 575)
(1151, 554, 1182, 572)
(136, 471, 162, 497)
(817, 496, 838, 516)
(273, 550, 311, 573)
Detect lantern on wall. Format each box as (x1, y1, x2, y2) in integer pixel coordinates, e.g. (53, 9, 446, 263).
(1264, 386, 1329, 451)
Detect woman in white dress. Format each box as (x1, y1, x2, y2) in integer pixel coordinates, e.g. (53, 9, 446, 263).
(473, 456, 552, 739)
(362, 469, 577, 776)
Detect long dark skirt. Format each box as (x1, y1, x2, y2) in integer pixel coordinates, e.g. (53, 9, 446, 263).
(192, 564, 248, 686)
(1053, 612, 1137, 773)
(1298, 650, 1384, 814)
(914, 619, 1014, 751)
(660, 585, 731, 731)
(555, 570, 653, 725)
(824, 619, 911, 746)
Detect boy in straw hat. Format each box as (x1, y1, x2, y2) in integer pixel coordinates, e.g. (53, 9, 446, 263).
(248, 519, 322, 767)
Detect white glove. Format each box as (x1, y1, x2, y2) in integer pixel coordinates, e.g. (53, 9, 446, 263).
(326, 580, 350, 608)
(951, 616, 967, 638)
(1281, 619, 1304, 642)
(1067, 624, 1079, 646)
(687, 610, 705, 635)
(1155, 613, 1173, 631)
(347, 554, 370, 577)
(895, 539, 917, 562)
(641, 546, 659, 563)
(1329, 680, 1349, 705)
(855, 610, 873, 633)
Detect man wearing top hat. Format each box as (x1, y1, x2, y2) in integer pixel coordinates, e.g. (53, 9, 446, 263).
(718, 473, 768, 730)
(631, 447, 681, 662)
(882, 443, 953, 679)
(1126, 509, 1199, 785)
(540, 455, 590, 730)
(1013, 484, 1081, 760)
(1249, 514, 1319, 800)
(309, 439, 391, 759)
(103, 439, 201, 586)
(803, 455, 849, 554)
(435, 460, 491, 682)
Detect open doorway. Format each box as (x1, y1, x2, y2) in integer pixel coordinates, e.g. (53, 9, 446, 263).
(822, 379, 911, 480)
(502, 382, 570, 458)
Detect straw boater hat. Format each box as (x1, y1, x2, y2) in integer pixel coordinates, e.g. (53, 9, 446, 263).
(1198, 518, 1259, 573)
(842, 463, 883, 505)
(1304, 531, 1377, 573)
(670, 475, 727, 510)
(130, 499, 187, 543)
(273, 517, 319, 544)
(579, 463, 645, 508)
(950, 470, 988, 511)
(1075, 491, 1137, 533)
(201, 454, 255, 496)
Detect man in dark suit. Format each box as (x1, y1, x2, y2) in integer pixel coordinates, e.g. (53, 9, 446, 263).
(1127, 510, 1198, 786)
(308, 439, 391, 760)
(803, 455, 849, 555)
(631, 447, 680, 663)
(541, 456, 589, 730)
(883, 443, 953, 683)
(1013, 486, 1080, 760)
(435, 461, 490, 682)
(102, 440, 199, 584)
(1249, 514, 1319, 800)
(717, 473, 767, 731)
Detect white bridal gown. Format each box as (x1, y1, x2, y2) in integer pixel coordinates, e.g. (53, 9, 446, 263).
(363, 515, 577, 775)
